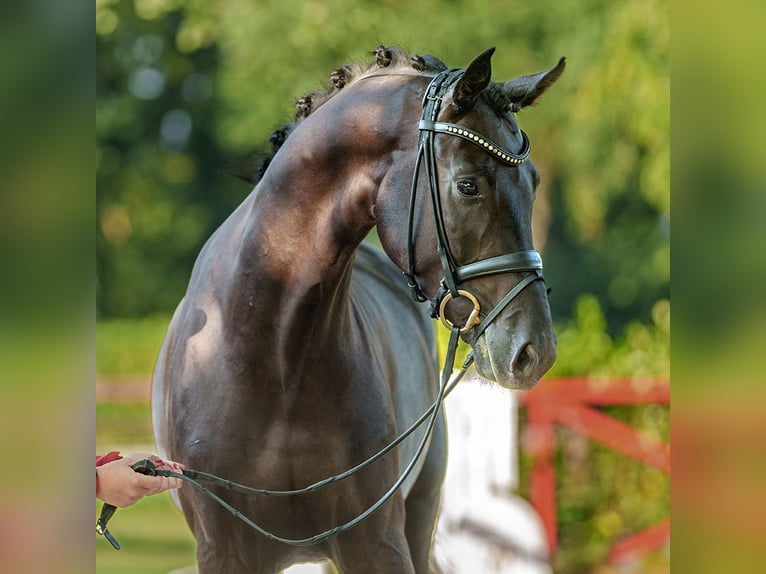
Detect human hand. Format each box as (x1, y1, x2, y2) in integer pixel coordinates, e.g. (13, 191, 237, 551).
(96, 453, 184, 508)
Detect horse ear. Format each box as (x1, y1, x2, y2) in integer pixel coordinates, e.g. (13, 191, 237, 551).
(503, 57, 566, 110)
(452, 47, 496, 114)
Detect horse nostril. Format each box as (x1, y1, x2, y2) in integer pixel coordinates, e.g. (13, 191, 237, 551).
(512, 343, 539, 377)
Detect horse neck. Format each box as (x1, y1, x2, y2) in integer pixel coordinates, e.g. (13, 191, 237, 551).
(225, 74, 425, 378)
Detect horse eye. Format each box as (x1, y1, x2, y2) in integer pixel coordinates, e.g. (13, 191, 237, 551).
(456, 180, 478, 196)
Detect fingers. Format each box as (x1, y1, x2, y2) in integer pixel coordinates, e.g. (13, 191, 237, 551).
(125, 454, 185, 494)
(135, 472, 182, 495)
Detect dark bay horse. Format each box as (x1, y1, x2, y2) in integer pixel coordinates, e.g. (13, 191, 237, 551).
(152, 46, 563, 573)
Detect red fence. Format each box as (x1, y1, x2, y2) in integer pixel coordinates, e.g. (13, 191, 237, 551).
(517, 377, 670, 563)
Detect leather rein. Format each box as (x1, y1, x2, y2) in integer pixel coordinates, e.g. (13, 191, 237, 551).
(97, 69, 546, 549)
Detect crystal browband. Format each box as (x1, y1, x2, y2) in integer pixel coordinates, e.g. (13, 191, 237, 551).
(418, 120, 530, 165)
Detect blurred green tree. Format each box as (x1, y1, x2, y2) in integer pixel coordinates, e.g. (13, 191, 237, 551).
(97, 0, 246, 316)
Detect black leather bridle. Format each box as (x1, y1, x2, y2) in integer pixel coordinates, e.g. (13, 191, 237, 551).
(404, 68, 546, 344)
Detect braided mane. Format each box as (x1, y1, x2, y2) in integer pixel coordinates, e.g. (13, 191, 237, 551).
(231, 46, 445, 184)
(232, 46, 511, 185)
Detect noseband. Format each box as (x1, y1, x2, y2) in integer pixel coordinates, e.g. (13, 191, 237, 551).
(404, 69, 545, 343)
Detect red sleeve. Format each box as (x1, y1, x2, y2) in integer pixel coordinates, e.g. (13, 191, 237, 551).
(96, 451, 122, 466)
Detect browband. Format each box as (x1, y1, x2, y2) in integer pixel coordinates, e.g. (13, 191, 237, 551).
(418, 120, 530, 165)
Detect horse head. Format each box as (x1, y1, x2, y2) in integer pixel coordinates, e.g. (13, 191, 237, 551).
(377, 48, 564, 390)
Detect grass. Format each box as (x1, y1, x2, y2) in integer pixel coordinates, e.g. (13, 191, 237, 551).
(96, 494, 196, 574)
(97, 315, 171, 378)
(97, 402, 155, 447)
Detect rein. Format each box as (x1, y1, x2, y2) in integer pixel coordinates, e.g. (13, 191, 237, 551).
(98, 69, 544, 550)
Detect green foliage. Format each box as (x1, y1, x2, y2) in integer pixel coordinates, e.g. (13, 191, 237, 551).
(551, 294, 669, 378)
(534, 0, 670, 336)
(551, 424, 669, 572)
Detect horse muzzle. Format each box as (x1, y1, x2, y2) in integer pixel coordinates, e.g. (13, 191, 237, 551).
(471, 307, 557, 390)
